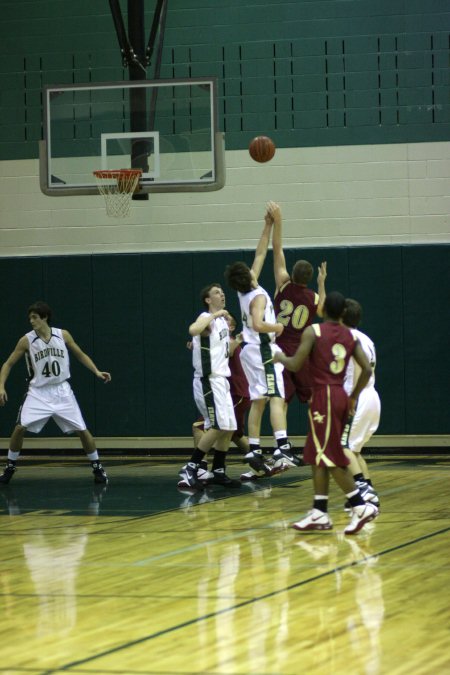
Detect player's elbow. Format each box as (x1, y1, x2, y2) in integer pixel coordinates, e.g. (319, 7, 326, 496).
(188, 325, 198, 337)
(252, 319, 264, 332)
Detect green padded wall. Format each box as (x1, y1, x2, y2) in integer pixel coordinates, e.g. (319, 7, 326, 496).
(0, 244, 448, 439)
(402, 246, 450, 434)
(0, 1, 449, 160)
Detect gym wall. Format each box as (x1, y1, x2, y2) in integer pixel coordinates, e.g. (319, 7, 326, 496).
(0, 244, 448, 439)
(0, 1, 448, 442)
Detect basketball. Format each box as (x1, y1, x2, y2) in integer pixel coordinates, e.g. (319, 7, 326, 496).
(249, 136, 276, 163)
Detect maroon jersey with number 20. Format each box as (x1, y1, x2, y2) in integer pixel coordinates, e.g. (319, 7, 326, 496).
(275, 281, 320, 403)
(303, 322, 357, 467)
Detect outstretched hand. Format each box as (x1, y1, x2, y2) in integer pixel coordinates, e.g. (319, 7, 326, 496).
(266, 200, 281, 225)
(317, 261, 327, 283)
(97, 371, 111, 383)
(264, 210, 274, 227)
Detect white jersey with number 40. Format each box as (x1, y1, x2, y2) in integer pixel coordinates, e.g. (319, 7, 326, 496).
(26, 328, 71, 387)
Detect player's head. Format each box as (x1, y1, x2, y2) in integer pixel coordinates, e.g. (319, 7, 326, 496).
(28, 301, 52, 324)
(224, 262, 253, 293)
(292, 260, 313, 285)
(323, 292, 346, 320)
(200, 283, 224, 310)
(343, 298, 362, 328)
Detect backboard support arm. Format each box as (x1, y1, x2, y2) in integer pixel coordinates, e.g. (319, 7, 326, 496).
(108, 0, 146, 72)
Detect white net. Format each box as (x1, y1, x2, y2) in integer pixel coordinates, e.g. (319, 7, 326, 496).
(93, 169, 142, 218)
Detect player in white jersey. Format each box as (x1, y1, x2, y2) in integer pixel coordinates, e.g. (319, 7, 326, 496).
(342, 298, 381, 507)
(225, 204, 302, 476)
(0, 301, 111, 484)
(178, 283, 240, 491)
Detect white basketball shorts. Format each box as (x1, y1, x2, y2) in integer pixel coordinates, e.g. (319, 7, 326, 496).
(239, 342, 285, 401)
(18, 381, 87, 434)
(347, 387, 381, 453)
(193, 375, 236, 432)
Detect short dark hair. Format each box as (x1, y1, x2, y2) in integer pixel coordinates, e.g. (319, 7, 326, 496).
(224, 262, 253, 293)
(324, 292, 346, 320)
(28, 301, 52, 324)
(200, 283, 222, 309)
(343, 298, 362, 328)
(292, 260, 313, 285)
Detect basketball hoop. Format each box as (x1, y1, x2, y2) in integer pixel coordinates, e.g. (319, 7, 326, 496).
(93, 169, 142, 218)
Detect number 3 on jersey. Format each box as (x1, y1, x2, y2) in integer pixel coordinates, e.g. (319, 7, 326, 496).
(330, 343, 346, 374)
(42, 361, 61, 377)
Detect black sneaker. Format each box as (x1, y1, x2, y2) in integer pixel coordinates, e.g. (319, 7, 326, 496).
(244, 450, 271, 474)
(356, 480, 380, 506)
(0, 462, 16, 484)
(208, 469, 241, 488)
(91, 461, 108, 484)
(272, 444, 302, 467)
(178, 462, 205, 491)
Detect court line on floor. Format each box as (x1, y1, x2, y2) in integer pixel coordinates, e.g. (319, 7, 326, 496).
(40, 525, 450, 674)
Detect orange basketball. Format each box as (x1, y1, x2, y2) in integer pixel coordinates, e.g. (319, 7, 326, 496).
(249, 136, 276, 163)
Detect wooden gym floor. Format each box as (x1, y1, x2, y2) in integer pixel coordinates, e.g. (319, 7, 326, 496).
(0, 453, 449, 675)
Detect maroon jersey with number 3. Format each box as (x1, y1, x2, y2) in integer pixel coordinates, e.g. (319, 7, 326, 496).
(303, 322, 357, 467)
(308, 322, 356, 389)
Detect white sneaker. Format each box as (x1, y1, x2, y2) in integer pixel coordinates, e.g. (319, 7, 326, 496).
(344, 503, 378, 535)
(268, 460, 290, 476)
(240, 461, 284, 481)
(240, 468, 267, 481)
(292, 508, 333, 532)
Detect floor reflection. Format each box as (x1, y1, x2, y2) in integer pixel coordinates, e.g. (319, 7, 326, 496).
(0, 461, 299, 516)
(0, 482, 108, 517)
(176, 486, 385, 675)
(23, 527, 89, 636)
(0, 485, 107, 639)
(293, 522, 384, 674)
(177, 488, 295, 674)
(0, 462, 386, 674)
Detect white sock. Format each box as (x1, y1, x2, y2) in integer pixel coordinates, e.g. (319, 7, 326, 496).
(7, 451, 20, 462)
(87, 452, 99, 462)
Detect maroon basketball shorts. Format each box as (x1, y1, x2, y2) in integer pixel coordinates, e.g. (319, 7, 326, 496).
(303, 385, 350, 467)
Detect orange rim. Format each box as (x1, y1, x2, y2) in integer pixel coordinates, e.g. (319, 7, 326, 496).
(93, 169, 142, 178)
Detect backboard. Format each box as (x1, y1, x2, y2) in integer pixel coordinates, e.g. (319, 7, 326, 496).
(40, 77, 225, 196)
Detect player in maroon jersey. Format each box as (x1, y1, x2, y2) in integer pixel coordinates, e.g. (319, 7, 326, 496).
(268, 201, 327, 407)
(274, 291, 379, 534)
